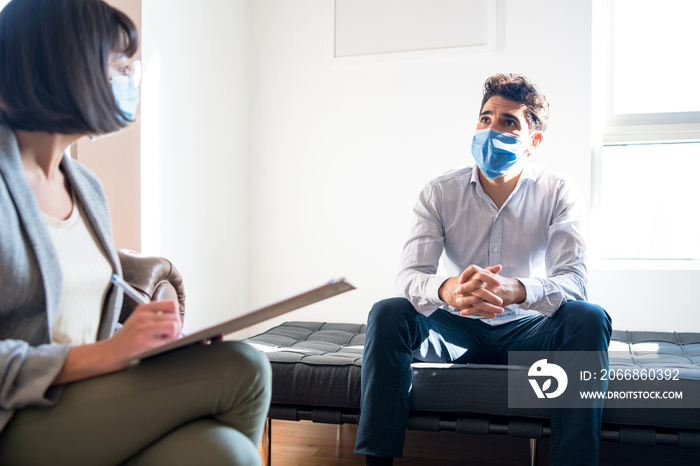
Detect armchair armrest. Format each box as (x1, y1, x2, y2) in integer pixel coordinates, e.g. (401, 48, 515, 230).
(117, 249, 186, 324)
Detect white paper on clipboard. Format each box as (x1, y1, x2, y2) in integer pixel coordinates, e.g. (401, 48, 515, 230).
(124, 278, 355, 364)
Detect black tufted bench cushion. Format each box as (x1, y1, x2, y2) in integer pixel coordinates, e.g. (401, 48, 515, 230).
(244, 322, 700, 462)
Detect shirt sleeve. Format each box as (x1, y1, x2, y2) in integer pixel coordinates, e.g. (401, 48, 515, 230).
(395, 183, 451, 316)
(518, 178, 589, 317)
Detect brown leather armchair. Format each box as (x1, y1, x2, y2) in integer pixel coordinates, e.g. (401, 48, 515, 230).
(117, 249, 186, 324)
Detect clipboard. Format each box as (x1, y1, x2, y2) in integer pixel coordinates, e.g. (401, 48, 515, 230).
(124, 278, 355, 364)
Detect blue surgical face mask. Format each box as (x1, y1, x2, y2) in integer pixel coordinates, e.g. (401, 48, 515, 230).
(470, 128, 531, 180)
(110, 74, 140, 123)
(90, 75, 140, 141)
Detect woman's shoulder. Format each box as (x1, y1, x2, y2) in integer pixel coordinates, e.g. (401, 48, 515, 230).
(61, 155, 103, 190)
(60, 154, 110, 206)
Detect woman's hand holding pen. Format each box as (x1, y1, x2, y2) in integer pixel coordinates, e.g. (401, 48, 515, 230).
(51, 301, 182, 385)
(106, 300, 182, 364)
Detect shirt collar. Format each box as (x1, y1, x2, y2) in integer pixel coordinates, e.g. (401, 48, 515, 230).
(470, 162, 536, 186)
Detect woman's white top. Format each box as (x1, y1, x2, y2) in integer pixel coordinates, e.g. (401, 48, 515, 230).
(43, 200, 112, 345)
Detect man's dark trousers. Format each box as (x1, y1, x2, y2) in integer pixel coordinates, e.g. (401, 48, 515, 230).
(354, 298, 612, 466)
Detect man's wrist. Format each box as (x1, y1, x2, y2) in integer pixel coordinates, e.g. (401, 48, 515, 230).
(504, 277, 527, 306)
(433, 275, 454, 305)
(437, 276, 458, 306)
(515, 279, 527, 304)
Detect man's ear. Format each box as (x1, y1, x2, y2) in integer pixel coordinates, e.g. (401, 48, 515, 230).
(527, 131, 544, 154)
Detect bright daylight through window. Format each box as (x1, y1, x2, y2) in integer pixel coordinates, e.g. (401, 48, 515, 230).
(599, 0, 700, 260)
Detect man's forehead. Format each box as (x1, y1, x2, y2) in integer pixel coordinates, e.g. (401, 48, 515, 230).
(481, 96, 528, 117)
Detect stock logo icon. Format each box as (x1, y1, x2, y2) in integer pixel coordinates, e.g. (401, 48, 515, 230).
(528, 359, 568, 399)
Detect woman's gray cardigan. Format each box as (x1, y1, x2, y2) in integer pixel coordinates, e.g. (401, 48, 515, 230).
(0, 124, 123, 434)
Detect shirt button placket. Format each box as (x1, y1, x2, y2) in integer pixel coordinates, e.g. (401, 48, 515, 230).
(490, 215, 502, 265)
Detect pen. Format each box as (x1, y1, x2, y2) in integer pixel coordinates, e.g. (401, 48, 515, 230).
(110, 274, 186, 337)
(110, 273, 150, 305)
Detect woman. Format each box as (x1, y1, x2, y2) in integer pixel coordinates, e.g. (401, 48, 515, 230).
(0, 0, 271, 464)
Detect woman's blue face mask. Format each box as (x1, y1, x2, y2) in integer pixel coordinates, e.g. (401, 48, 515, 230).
(111, 75, 140, 123)
(470, 128, 531, 180)
(90, 72, 140, 141)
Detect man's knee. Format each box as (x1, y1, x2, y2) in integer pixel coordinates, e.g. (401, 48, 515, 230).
(561, 301, 611, 330)
(557, 301, 612, 346)
(368, 297, 417, 330)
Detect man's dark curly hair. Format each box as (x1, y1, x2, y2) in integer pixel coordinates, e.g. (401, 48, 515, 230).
(480, 73, 549, 133)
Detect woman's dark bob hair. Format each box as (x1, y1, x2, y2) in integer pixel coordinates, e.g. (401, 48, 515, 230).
(0, 0, 138, 134)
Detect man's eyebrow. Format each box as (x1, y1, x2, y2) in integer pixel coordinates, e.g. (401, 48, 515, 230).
(479, 109, 520, 121)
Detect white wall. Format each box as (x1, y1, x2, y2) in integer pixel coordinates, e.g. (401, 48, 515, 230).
(142, 0, 250, 333)
(589, 266, 700, 332)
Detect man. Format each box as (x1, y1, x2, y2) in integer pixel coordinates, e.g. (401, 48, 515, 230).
(355, 74, 611, 466)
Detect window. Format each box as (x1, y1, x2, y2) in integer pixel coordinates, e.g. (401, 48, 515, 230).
(610, 1, 700, 115)
(596, 0, 700, 261)
(600, 142, 700, 260)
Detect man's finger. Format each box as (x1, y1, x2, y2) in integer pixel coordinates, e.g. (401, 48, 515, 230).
(474, 301, 504, 314)
(470, 288, 504, 306)
(485, 264, 502, 274)
(454, 287, 503, 307)
(456, 274, 501, 296)
(474, 269, 502, 287)
(459, 307, 500, 319)
(459, 265, 483, 284)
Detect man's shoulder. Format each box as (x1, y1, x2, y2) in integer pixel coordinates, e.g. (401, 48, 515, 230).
(526, 163, 578, 188)
(525, 163, 584, 207)
(427, 166, 475, 188)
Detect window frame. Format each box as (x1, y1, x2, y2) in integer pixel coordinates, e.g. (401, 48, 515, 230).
(591, 0, 700, 267)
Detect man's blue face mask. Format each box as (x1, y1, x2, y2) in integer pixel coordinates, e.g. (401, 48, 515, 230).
(470, 128, 531, 180)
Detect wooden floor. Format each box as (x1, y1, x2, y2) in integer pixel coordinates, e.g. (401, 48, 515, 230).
(259, 420, 700, 465)
(259, 420, 532, 465)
